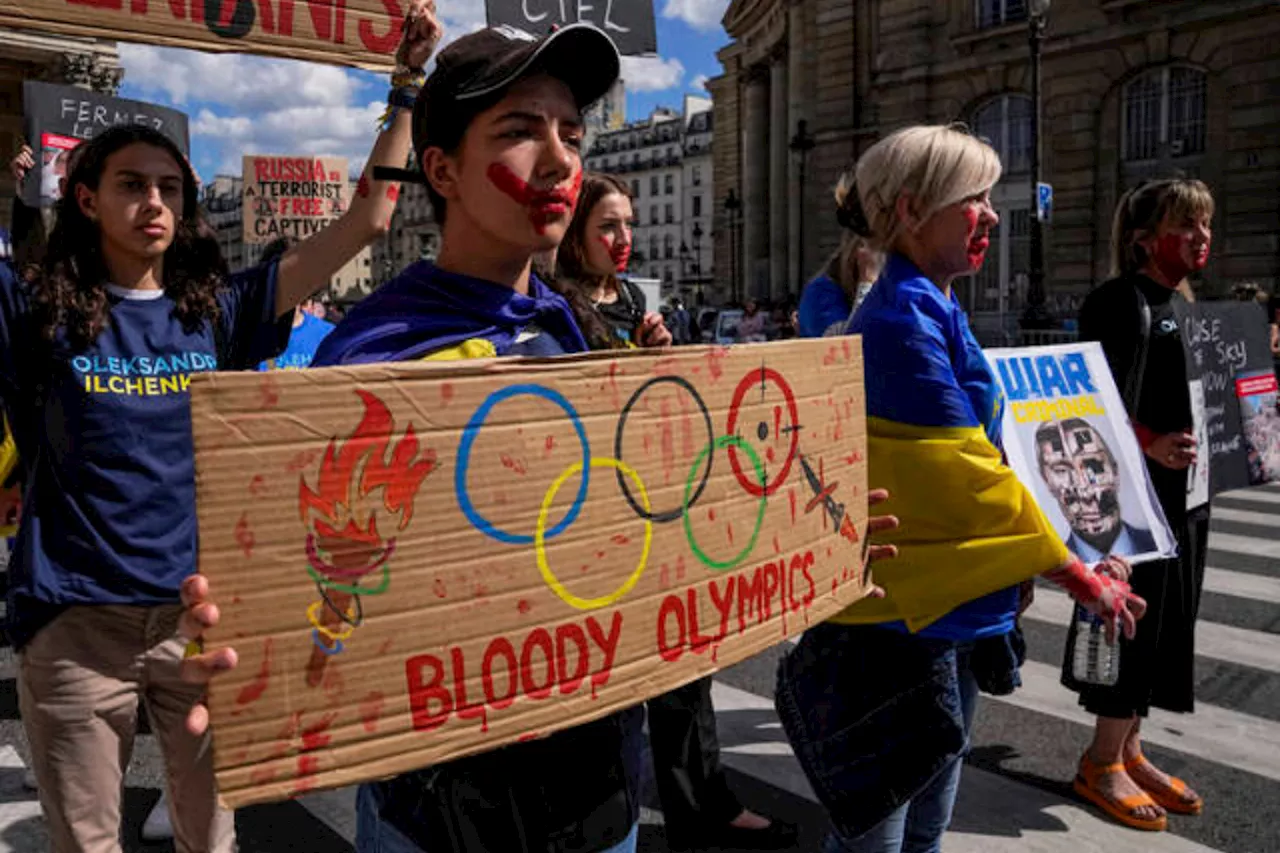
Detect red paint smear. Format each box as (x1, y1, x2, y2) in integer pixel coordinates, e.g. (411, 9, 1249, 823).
(708, 507, 717, 522)
(300, 713, 338, 752)
(676, 555, 686, 581)
(773, 534, 781, 554)
(518, 732, 542, 743)
(789, 489, 797, 525)
(433, 578, 447, 599)
(643, 434, 652, 454)
(581, 564, 590, 574)
(964, 206, 988, 269)
(832, 577, 839, 595)
(385, 184, 400, 202)
(297, 755, 321, 777)
(711, 644, 719, 664)
(679, 394, 694, 462)
(568, 168, 583, 209)
(360, 692, 385, 733)
(234, 512, 255, 558)
(611, 533, 630, 546)
(236, 638, 273, 706)
(766, 446, 776, 464)
(378, 638, 393, 656)
(726, 522, 735, 545)
(660, 400, 674, 485)
(518, 599, 532, 614)
(286, 449, 319, 473)
(599, 235, 632, 273)
(250, 766, 278, 786)
(322, 662, 345, 701)
(1153, 231, 1209, 285)
(842, 339, 852, 362)
(260, 374, 280, 409)
(277, 711, 303, 743)
(249, 475, 266, 496)
(545, 435, 555, 455)
(596, 550, 607, 560)
(705, 348, 726, 381)
(473, 584, 488, 598)
(356, 175, 369, 198)
(440, 383, 454, 405)
(824, 346, 838, 366)
(486, 163, 576, 235)
(232, 595, 243, 604)
(607, 362, 622, 411)
(660, 563, 670, 588)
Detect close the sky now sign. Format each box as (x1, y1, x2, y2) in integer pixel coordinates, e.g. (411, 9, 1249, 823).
(485, 0, 656, 54)
(0, 0, 407, 71)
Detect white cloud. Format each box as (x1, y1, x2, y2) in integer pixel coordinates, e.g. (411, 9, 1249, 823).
(691, 74, 710, 92)
(191, 102, 385, 176)
(620, 55, 686, 93)
(661, 0, 729, 32)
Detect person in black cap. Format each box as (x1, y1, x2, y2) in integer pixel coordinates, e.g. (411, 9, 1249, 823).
(180, 17, 647, 853)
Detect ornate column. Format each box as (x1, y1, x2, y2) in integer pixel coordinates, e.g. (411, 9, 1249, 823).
(741, 66, 770, 300)
(787, 0, 808, 289)
(768, 49, 789, 300)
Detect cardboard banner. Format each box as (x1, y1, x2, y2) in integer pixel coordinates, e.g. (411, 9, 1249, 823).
(21, 81, 190, 208)
(485, 0, 656, 54)
(1175, 301, 1279, 495)
(242, 155, 349, 244)
(0, 0, 405, 71)
(987, 342, 1176, 565)
(191, 339, 869, 807)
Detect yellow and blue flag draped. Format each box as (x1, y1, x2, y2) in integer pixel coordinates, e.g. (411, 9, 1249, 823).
(0, 416, 18, 538)
(831, 255, 1068, 635)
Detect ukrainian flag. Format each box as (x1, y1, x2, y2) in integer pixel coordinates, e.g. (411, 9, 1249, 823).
(0, 417, 18, 539)
(831, 256, 1068, 632)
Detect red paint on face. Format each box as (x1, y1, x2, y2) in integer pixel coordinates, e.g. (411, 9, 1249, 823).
(1152, 231, 1209, 286)
(486, 163, 576, 235)
(386, 185, 400, 203)
(568, 168, 583, 209)
(598, 236, 631, 272)
(963, 206, 988, 269)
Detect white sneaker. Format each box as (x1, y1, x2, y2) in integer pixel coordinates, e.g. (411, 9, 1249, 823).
(141, 794, 174, 841)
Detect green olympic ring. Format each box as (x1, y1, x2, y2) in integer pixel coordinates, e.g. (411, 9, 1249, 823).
(682, 436, 768, 572)
(306, 561, 391, 596)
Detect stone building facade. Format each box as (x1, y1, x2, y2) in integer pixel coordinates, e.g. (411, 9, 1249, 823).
(711, 0, 1280, 337)
(371, 180, 439, 291)
(0, 29, 122, 231)
(583, 95, 715, 304)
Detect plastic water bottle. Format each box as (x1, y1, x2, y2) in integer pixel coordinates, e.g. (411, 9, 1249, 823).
(1071, 604, 1120, 686)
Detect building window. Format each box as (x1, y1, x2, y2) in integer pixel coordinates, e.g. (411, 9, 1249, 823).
(664, 267, 674, 282)
(650, 176, 659, 195)
(956, 205, 1029, 319)
(664, 175, 674, 195)
(631, 179, 640, 198)
(692, 195, 702, 217)
(1123, 66, 1207, 162)
(633, 153, 640, 165)
(664, 234, 674, 259)
(976, 0, 1026, 29)
(972, 94, 1032, 175)
(665, 203, 674, 224)
(650, 206, 659, 225)
(692, 165, 702, 186)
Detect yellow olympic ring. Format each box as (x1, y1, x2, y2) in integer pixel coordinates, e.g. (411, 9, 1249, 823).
(535, 457, 653, 610)
(306, 599, 358, 641)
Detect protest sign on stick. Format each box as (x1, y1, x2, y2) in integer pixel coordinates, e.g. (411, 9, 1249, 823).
(484, 0, 657, 53)
(0, 0, 405, 71)
(1175, 300, 1279, 495)
(191, 339, 870, 807)
(21, 82, 190, 208)
(987, 342, 1176, 566)
(242, 155, 349, 244)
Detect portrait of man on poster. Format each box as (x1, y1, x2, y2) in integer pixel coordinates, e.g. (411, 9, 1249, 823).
(1035, 418, 1157, 562)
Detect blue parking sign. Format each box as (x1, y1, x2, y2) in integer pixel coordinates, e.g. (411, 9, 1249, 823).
(1037, 182, 1053, 223)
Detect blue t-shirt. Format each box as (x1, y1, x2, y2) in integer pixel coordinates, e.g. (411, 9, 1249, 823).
(850, 254, 1017, 641)
(0, 263, 290, 648)
(798, 274, 852, 338)
(259, 312, 335, 370)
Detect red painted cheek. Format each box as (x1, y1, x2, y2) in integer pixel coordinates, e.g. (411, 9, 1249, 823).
(568, 169, 583, 209)
(963, 207, 987, 268)
(487, 162, 536, 205)
(1153, 233, 1198, 284)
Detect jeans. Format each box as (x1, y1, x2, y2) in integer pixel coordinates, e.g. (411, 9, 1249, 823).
(776, 623, 979, 849)
(356, 782, 641, 853)
(823, 649, 980, 853)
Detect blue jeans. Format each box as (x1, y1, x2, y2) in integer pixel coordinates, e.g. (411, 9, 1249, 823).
(355, 782, 640, 853)
(823, 651, 979, 853)
(776, 623, 981, 851)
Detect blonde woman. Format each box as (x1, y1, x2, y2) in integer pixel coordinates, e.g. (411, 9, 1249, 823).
(1061, 179, 1215, 830)
(774, 125, 1146, 852)
(797, 171, 884, 337)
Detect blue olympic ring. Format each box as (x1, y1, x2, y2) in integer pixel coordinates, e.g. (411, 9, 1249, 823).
(311, 630, 345, 656)
(455, 384, 591, 544)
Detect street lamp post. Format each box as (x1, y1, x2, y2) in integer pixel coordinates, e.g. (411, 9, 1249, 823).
(789, 120, 816, 292)
(691, 221, 704, 304)
(678, 240, 691, 299)
(724, 190, 742, 303)
(1021, 0, 1052, 330)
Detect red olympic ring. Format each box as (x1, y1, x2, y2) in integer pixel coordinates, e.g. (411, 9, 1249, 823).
(725, 367, 800, 497)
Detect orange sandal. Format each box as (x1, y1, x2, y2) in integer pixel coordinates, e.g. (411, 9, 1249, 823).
(1073, 752, 1168, 831)
(1125, 753, 1203, 815)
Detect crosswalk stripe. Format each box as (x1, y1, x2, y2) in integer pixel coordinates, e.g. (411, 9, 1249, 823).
(1205, 531, 1280, 559)
(1214, 488, 1280, 507)
(1024, 587, 1280, 676)
(994, 660, 1280, 784)
(1210, 506, 1280, 528)
(1202, 565, 1280, 604)
(0, 745, 45, 853)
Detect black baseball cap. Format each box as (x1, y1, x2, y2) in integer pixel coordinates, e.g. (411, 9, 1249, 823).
(413, 23, 621, 157)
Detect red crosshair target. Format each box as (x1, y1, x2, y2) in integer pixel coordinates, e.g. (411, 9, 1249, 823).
(725, 366, 801, 497)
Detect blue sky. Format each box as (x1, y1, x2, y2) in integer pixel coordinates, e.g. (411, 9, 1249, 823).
(115, 0, 731, 182)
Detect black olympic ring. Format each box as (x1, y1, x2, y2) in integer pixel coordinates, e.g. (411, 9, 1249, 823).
(314, 578, 366, 629)
(614, 375, 714, 523)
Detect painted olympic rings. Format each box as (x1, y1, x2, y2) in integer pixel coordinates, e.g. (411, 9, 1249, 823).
(456, 384, 591, 544)
(725, 368, 800, 497)
(305, 533, 394, 581)
(306, 560, 391, 596)
(307, 600, 357, 641)
(683, 436, 768, 572)
(613, 376, 714, 523)
(536, 457, 654, 610)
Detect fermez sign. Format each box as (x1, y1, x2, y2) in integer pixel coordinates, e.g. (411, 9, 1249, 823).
(0, 0, 408, 71)
(242, 155, 349, 243)
(191, 339, 870, 806)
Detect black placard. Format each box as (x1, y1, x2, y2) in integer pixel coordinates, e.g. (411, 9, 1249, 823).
(484, 0, 657, 55)
(1176, 300, 1277, 496)
(21, 82, 191, 208)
